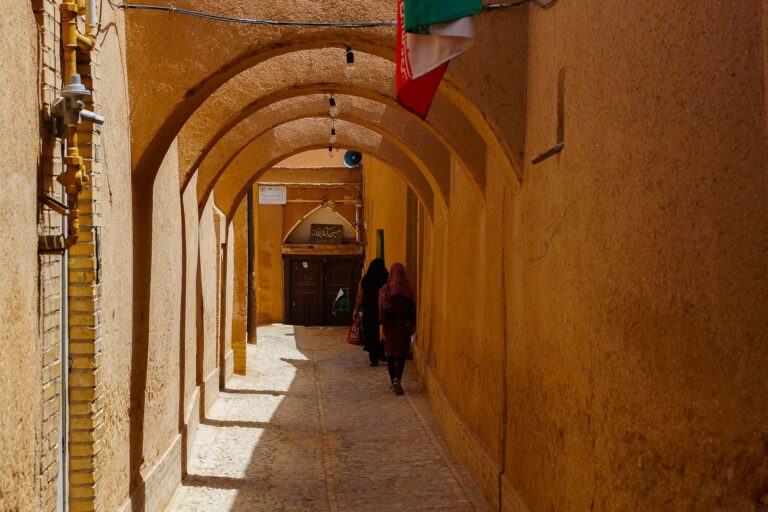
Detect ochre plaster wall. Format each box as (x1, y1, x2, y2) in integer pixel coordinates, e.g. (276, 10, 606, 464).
(256, 203, 284, 324)
(139, 140, 184, 508)
(363, 158, 408, 269)
(262, 167, 361, 184)
(114, 140, 185, 512)
(198, 195, 222, 412)
(414, 159, 507, 507)
(510, 3, 767, 510)
(0, 4, 42, 510)
(222, 222, 235, 380)
(276, 149, 347, 168)
(181, 175, 201, 460)
(213, 209, 224, 371)
(413, 3, 768, 511)
(231, 201, 248, 373)
(96, 4, 140, 509)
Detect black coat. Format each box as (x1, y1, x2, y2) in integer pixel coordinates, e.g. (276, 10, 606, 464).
(360, 260, 388, 352)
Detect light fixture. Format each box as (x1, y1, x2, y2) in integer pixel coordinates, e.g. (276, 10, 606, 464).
(330, 126, 337, 144)
(329, 95, 339, 118)
(345, 46, 355, 78)
(328, 145, 334, 158)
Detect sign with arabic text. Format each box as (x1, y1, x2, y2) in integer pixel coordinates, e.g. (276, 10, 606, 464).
(310, 224, 343, 244)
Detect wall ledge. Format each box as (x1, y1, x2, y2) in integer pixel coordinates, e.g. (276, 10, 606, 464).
(414, 345, 530, 512)
(118, 433, 182, 512)
(183, 387, 201, 473)
(223, 348, 235, 383)
(202, 368, 220, 416)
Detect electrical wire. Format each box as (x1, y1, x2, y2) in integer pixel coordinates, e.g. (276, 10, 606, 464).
(115, 3, 397, 27)
(114, 1, 558, 27)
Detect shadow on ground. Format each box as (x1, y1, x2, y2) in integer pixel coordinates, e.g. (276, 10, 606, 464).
(169, 325, 484, 511)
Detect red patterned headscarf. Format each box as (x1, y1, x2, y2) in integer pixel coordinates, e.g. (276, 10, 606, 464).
(379, 263, 415, 310)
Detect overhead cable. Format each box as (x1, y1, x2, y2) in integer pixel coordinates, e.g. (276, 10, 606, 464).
(115, 1, 558, 27)
(115, 3, 397, 27)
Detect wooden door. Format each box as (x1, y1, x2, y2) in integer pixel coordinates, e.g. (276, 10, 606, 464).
(287, 259, 323, 326)
(285, 256, 361, 326)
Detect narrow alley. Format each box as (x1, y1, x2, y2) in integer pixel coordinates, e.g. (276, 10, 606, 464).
(3, 1, 768, 511)
(170, 325, 485, 511)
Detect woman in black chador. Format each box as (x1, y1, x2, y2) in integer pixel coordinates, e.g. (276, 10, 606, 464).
(357, 258, 389, 366)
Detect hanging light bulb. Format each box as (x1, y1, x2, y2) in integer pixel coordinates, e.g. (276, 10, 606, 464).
(330, 126, 338, 144)
(328, 146, 334, 159)
(345, 47, 356, 78)
(329, 96, 339, 118)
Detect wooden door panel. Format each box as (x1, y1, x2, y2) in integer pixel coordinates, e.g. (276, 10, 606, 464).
(288, 260, 322, 326)
(286, 256, 361, 327)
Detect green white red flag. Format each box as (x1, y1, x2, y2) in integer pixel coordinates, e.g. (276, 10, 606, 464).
(397, 0, 482, 119)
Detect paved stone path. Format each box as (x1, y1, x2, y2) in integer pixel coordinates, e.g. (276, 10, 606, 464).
(168, 325, 487, 511)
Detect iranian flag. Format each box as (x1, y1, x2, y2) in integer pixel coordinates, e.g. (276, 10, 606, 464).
(397, 0, 482, 119)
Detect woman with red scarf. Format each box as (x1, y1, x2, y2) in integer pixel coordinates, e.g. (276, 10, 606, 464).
(379, 263, 417, 395)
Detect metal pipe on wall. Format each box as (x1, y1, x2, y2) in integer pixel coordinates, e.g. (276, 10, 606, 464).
(55, 1, 101, 249)
(86, 0, 97, 36)
(58, 2, 90, 248)
(54, 4, 99, 509)
(57, 179, 70, 512)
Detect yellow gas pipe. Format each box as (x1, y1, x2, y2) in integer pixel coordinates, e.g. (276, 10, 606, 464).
(58, 0, 97, 248)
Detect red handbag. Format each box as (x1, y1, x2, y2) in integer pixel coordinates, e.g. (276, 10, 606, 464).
(346, 283, 364, 346)
(346, 313, 363, 345)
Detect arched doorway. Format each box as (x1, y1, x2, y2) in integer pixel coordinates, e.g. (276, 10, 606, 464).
(283, 205, 362, 326)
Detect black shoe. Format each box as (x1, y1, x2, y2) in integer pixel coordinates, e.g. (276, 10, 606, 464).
(369, 362, 379, 367)
(393, 380, 404, 395)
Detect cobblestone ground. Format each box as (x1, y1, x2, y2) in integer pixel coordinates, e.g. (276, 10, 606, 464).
(168, 325, 487, 512)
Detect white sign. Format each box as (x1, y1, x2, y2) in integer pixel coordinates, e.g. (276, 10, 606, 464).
(259, 185, 287, 205)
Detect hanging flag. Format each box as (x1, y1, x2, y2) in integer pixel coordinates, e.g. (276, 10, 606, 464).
(396, 0, 482, 119)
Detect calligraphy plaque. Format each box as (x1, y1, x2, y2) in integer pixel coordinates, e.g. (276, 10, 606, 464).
(310, 224, 343, 244)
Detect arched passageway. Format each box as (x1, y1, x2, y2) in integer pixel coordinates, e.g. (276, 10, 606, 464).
(5, 2, 768, 512)
(209, 119, 439, 219)
(192, 92, 458, 206)
(127, 19, 528, 183)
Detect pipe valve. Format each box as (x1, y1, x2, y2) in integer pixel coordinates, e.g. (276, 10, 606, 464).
(51, 74, 105, 134)
(80, 108, 105, 130)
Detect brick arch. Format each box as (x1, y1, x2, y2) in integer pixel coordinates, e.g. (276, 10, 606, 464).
(195, 95, 452, 211)
(178, 51, 486, 195)
(209, 118, 438, 222)
(127, 27, 522, 187)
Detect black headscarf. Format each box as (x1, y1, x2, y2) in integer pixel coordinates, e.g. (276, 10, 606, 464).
(361, 258, 389, 292)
